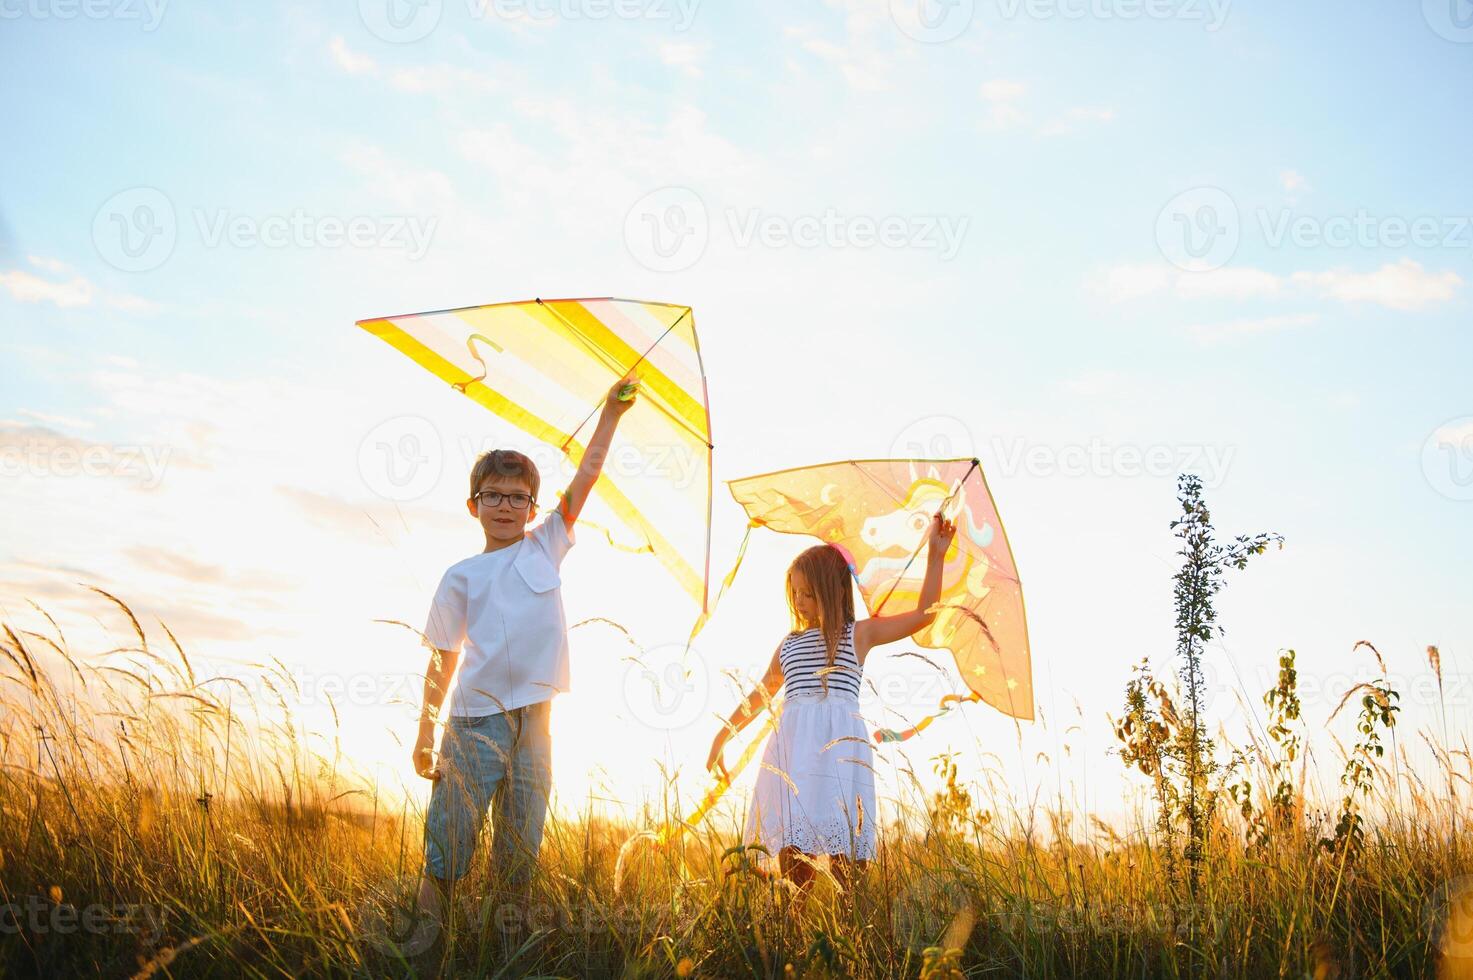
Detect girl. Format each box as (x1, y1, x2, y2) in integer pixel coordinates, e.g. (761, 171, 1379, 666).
(706, 513, 956, 901)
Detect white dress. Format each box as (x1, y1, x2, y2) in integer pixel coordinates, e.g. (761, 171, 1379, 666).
(743, 621, 878, 861)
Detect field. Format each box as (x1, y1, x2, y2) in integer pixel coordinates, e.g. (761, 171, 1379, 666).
(1, 588, 1469, 979)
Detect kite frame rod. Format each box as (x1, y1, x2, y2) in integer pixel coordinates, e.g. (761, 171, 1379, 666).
(540, 303, 712, 453)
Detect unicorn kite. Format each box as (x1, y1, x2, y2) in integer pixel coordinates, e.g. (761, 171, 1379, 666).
(727, 458, 1033, 734)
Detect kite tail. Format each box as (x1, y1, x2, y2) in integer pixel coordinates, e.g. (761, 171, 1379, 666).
(575, 517, 656, 555)
(654, 712, 777, 847)
(873, 691, 984, 744)
(686, 518, 762, 645)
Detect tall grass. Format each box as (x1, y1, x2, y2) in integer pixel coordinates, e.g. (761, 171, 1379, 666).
(0, 590, 1466, 978)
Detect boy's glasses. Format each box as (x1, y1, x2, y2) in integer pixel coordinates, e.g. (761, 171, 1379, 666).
(474, 490, 533, 509)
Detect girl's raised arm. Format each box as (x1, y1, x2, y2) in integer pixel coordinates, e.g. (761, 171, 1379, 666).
(854, 514, 957, 661)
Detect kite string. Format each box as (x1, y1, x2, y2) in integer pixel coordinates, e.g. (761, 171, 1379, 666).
(871, 458, 980, 614)
(549, 304, 705, 453)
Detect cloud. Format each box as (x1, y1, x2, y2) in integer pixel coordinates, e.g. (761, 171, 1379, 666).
(783, 2, 919, 93)
(26, 255, 73, 275)
(1185, 312, 1321, 344)
(337, 144, 457, 212)
(1091, 263, 1171, 303)
(123, 545, 296, 593)
(1058, 369, 1133, 398)
(106, 292, 161, 314)
(18, 409, 94, 431)
(980, 80, 1113, 135)
(1174, 266, 1283, 300)
(1095, 258, 1462, 311)
(658, 42, 709, 78)
(0, 257, 158, 313)
(980, 79, 1028, 129)
(1291, 258, 1462, 311)
(328, 35, 376, 75)
(1037, 106, 1117, 137)
(1431, 418, 1473, 448)
(980, 79, 1026, 102)
(0, 267, 93, 307)
(798, 36, 891, 92)
(278, 485, 462, 538)
(1280, 169, 1309, 193)
(387, 63, 505, 95)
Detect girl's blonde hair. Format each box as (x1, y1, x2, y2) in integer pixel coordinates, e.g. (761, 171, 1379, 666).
(786, 545, 857, 695)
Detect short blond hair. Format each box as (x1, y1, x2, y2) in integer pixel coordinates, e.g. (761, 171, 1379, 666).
(469, 449, 540, 503)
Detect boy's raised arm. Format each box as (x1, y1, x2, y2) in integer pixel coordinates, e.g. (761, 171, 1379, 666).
(559, 376, 637, 526)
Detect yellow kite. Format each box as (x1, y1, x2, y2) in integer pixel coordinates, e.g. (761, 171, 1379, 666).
(357, 297, 712, 616)
(728, 457, 1032, 726)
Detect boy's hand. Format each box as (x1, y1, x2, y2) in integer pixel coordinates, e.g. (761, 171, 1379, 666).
(413, 731, 440, 780)
(928, 513, 956, 555)
(603, 375, 638, 419)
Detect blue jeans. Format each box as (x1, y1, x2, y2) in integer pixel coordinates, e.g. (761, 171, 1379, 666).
(423, 699, 553, 884)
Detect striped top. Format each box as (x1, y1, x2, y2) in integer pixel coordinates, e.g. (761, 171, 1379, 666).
(780, 621, 862, 701)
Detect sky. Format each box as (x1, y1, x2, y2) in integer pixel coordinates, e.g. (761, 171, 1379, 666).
(2, 0, 1472, 835)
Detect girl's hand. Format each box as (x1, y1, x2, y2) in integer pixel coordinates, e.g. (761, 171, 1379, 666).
(706, 731, 730, 781)
(928, 513, 957, 555)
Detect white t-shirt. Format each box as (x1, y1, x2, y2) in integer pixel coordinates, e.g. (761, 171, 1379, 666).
(423, 511, 576, 716)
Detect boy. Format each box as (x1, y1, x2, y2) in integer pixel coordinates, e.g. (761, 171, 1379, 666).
(411, 377, 636, 946)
